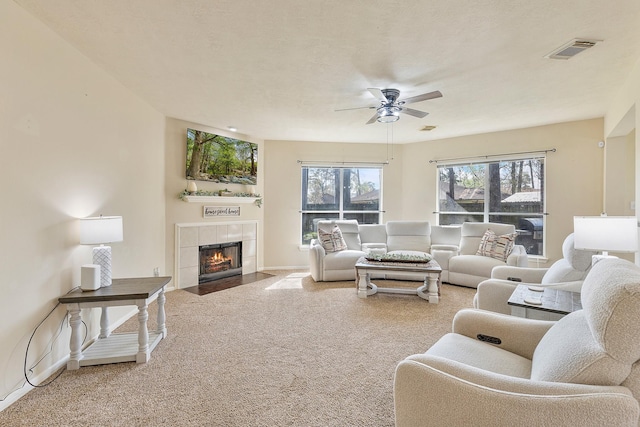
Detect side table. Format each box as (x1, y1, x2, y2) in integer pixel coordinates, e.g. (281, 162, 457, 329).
(507, 284, 582, 321)
(59, 276, 171, 370)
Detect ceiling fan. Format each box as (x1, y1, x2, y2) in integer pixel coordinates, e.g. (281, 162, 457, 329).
(337, 88, 443, 124)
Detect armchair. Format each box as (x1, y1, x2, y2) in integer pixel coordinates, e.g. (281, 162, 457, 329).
(447, 222, 528, 288)
(309, 220, 365, 282)
(394, 258, 640, 427)
(474, 233, 596, 315)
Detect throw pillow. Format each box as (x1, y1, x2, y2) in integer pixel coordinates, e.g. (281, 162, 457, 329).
(318, 225, 348, 253)
(492, 232, 516, 262)
(476, 230, 496, 257)
(476, 229, 516, 262)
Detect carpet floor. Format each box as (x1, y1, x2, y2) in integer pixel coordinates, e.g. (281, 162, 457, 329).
(0, 271, 476, 426)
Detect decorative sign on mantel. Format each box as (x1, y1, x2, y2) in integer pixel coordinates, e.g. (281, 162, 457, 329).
(203, 206, 240, 218)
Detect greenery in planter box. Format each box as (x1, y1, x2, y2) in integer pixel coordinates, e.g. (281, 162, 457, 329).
(179, 189, 263, 207)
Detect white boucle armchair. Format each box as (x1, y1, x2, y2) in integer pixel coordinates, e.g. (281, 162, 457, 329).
(474, 233, 597, 315)
(394, 258, 640, 427)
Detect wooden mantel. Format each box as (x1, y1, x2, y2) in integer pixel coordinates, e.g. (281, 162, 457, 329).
(182, 195, 260, 204)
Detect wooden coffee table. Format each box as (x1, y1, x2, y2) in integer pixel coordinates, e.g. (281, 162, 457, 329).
(354, 257, 442, 303)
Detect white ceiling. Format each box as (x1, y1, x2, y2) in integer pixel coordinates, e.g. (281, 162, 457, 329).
(15, 0, 640, 144)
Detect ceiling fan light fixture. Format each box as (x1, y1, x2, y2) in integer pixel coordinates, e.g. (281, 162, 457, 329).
(377, 115, 399, 123)
(377, 106, 400, 123)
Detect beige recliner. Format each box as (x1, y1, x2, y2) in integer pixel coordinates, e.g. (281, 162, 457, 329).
(447, 222, 528, 288)
(394, 258, 640, 427)
(474, 233, 597, 315)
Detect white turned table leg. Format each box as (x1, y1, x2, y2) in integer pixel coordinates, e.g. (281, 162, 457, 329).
(357, 271, 370, 298)
(357, 270, 367, 298)
(67, 306, 82, 370)
(157, 287, 167, 338)
(99, 307, 110, 338)
(426, 273, 439, 304)
(357, 270, 378, 298)
(136, 301, 150, 363)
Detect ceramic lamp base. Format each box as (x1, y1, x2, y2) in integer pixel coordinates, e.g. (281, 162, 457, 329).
(92, 245, 112, 287)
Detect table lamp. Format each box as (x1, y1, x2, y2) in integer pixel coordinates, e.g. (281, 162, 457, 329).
(573, 215, 638, 265)
(79, 216, 123, 287)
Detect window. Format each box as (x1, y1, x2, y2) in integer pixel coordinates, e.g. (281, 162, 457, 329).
(437, 157, 545, 255)
(301, 166, 382, 244)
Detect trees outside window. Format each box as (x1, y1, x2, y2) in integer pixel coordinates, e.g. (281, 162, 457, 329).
(301, 167, 382, 244)
(438, 158, 545, 255)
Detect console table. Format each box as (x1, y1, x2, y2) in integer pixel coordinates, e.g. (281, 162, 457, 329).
(507, 284, 582, 321)
(59, 276, 171, 370)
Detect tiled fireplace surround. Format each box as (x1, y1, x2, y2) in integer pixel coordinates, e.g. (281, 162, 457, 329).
(175, 221, 258, 289)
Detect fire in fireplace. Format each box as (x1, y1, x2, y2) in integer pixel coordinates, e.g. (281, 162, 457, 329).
(199, 242, 242, 284)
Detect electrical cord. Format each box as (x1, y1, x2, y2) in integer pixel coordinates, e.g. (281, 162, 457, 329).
(22, 286, 88, 388)
(0, 286, 88, 401)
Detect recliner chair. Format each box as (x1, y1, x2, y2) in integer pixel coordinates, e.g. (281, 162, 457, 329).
(473, 233, 597, 315)
(447, 222, 528, 288)
(394, 258, 640, 427)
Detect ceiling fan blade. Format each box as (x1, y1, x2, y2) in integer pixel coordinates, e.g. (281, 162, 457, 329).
(365, 113, 379, 124)
(401, 90, 443, 104)
(335, 106, 376, 112)
(367, 88, 388, 103)
(401, 107, 429, 118)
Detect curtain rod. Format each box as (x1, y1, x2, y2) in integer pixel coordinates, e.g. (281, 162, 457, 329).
(297, 160, 389, 166)
(429, 148, 556, 164)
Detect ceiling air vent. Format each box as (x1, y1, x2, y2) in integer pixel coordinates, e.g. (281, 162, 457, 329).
(545, 39, 601, 60)
(420, 125, 436, 131)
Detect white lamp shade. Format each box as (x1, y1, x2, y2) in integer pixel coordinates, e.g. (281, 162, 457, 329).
(79, 216, 123, 245)
(573, 216, 638, 253)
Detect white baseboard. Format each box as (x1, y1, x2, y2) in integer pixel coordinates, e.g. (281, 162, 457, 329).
(0, 355, 68, 412)
(0, 305, 142, 412)
(0, 383, 33, 412)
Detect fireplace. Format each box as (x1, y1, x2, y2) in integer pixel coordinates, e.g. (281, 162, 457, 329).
(199, 242, 242, 284)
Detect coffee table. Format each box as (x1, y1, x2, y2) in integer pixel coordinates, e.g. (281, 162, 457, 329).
(354, 257, 442, 303)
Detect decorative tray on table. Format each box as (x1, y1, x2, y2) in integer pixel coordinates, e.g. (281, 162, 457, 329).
(365, 253, 433, 263)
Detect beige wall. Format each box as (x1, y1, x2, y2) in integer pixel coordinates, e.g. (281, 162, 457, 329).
(604, 55, 640, 265)
(263, 119, 605, 269)
(164, 118, 265, 275)
(605, 132, 635, 216)
(402, 119, 605, 264)
(1, 1, 165, 405)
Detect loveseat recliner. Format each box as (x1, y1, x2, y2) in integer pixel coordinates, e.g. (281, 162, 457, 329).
(447, 222, 528, 288)
(394, 258, 640, 427)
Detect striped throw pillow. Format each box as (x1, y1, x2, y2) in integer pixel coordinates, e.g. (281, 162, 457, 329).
(476, 230, 516, 262)
(318, 225, 348, 253)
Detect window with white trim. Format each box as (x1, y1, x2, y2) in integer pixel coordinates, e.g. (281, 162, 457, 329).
(437, 157, 545, 255)
(301, 166, 382, 244)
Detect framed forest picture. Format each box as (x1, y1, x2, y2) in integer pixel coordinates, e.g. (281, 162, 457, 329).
(186, 128, 258, 184)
